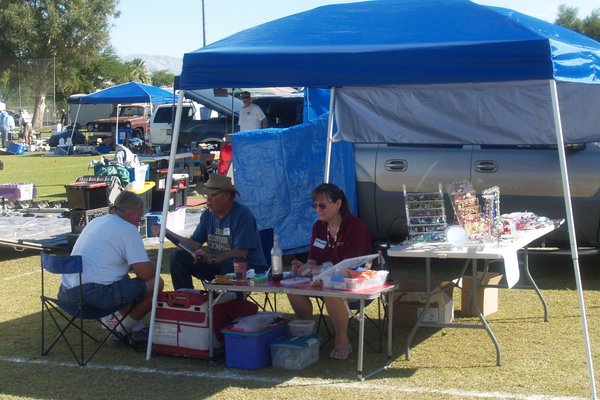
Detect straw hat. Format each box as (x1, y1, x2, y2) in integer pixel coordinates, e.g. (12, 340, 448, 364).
(196, 174, 238, 196)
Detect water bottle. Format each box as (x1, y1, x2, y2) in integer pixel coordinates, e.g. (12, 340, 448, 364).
(271, 234, 283, 281)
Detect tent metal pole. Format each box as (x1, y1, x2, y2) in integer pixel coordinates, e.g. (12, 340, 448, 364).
(549, 79, 597, 399)
(115, 104, 121, 145)
(324, 86, 336, 183)
(145, 90, 186, 360)
(68, 103, 82, 153)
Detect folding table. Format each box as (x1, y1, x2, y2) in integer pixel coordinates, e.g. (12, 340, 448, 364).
(388, 223, 558, 366)
(204, 280, 396, 380)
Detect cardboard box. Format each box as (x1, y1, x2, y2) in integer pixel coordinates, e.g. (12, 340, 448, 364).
(393, 281, 454, 327)
(461, 272, 503, 317)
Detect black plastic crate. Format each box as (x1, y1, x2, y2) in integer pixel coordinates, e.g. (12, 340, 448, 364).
(151, 188, 178, 212)
(70, 207, 109, 234)
(65, 182, 109, 210)
(138, 216, 147, 239)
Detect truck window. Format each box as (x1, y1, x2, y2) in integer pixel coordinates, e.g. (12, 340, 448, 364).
(153, 106, 194, 123)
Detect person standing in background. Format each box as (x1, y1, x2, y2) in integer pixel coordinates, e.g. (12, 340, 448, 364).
(238, 91, 267, 131)
(19, 109, 33, 146)
(60, 109, 68, 127)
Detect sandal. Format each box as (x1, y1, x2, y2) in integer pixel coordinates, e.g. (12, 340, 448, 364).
(329, 346, 352, 360)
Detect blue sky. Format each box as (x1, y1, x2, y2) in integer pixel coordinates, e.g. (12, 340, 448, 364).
(110, 0, 599, 59)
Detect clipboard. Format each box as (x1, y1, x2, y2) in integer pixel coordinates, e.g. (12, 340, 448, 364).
(165, 229, 195, 256)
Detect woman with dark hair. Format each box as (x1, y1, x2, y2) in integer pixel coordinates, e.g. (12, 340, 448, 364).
(288, 183, 372, 360)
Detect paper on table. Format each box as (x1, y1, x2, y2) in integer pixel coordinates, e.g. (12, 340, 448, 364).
(312, 253, 378, 281)
(503, 251, 520, 288)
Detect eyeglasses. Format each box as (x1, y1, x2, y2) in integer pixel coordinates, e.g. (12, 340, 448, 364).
(207, 191, 226, 200)
(312, 201, 333, 210)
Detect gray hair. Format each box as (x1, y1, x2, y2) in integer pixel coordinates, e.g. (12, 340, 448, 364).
(111, 190, 143, 213)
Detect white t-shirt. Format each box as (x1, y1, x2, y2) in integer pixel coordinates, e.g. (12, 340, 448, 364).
(62, 214, 149, 288)
(238, 103, 266, 131)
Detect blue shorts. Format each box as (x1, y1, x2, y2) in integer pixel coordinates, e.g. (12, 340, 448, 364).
(58, 279, 147, 310)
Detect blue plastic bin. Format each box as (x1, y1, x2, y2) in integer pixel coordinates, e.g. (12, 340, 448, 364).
(222, 321, 288, 369)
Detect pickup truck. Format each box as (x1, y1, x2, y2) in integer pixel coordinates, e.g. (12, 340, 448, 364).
(354, 142, 600, 248)
(146, 89, 304, 149)
(88, 103, 152, 140)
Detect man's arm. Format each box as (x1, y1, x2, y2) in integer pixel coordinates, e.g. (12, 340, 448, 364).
(130, 261, 156, 281)
(261, 118, 267, 129)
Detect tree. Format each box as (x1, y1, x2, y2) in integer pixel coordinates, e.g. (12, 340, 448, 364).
(556, 4, 600, 42)
(127, 58, 152, 84)
(0, 0, 119, 127)
(152, 70, 175, 88)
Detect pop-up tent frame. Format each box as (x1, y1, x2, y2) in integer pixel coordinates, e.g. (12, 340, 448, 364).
(149, 1, 599, 393)
(69, 81, 177, 148)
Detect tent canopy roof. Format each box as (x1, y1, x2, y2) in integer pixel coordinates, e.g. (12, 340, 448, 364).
(180, 0, 600, 89)
(80, 82, 177, 104)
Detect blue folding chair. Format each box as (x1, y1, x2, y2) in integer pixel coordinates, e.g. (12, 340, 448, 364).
(40, 251, 131, 366)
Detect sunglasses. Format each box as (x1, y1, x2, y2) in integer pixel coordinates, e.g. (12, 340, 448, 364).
(312, 201, 333, 210)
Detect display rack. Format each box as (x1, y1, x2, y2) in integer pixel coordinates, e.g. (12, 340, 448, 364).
(403, 183, 447, 242)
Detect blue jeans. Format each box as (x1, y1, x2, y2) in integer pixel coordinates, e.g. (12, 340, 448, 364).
(170, 249, 229, 290)
(1, 129, 7, 148)
(58, 279, 147, 310)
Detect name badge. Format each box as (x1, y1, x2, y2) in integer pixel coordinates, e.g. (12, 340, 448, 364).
(223, 228, 231, 236)
(314, 238, 326, 249)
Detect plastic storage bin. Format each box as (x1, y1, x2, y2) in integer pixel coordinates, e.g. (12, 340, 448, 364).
(221, 321, 288, 369)
(65, 182, 109, 209)
(288, 319, 316, 337)
(125, 164, 149, 191)
(270, 334, 320, 370)
(70, 207, 109, 234)
(7, 143, 25, 155)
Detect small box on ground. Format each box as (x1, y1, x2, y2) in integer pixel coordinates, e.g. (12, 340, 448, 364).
(145, 206, 186, 237)
(270, 334, 320, 370)
(7, 143, 25, 155)
(222, 320, 288, 369)
(70, 207, 109, 234)
(0, 183, 36, 201)
(152, 290, 236, 359)
(65, 181, 109, 209)
(461, 272, 503, 317)
(393, 280, 454, 327)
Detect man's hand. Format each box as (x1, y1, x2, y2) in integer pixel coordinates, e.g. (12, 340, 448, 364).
(192, 249, 214, 264)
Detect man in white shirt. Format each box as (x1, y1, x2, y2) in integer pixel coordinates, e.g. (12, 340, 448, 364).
(238, 91, 267, 131)
(19, 109, 33, 145)
(58, 191, 163, 343)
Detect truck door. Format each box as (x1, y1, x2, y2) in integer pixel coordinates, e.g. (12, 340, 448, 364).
(472, 143, 600, 247)
(355, 143, 473, 242)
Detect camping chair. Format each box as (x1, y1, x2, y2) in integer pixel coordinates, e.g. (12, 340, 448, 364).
(40, 251, 132, 366)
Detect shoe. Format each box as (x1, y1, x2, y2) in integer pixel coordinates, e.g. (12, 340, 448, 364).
(106, 330, 129, 346)
(130, 327, 149, 352)
(329, 346, 352, 360)
(100, 312, 122, 331)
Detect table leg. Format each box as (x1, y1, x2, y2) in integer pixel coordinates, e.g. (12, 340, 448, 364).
(357, 299, 365, 380)
(522, 248, 548, 322)
(405, 257, 432, 360)
(471, 259, 502, 366)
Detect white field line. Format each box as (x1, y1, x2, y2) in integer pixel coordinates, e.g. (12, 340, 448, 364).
(1, 270, 39, 281)
(0, 355, 584, 400)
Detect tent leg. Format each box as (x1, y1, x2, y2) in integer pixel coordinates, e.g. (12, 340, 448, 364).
(145, 91, 186, 360)
(324, 87, 336, 183)
(549, 80, 597, 399)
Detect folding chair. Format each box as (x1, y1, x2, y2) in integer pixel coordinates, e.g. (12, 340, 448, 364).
(40, 251, 131, 366)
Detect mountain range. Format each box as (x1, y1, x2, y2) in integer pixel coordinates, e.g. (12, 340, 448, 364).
(122, 54, 183, 75)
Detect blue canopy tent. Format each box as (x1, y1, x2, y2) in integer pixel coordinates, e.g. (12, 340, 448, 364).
(70, 82, 177, 146)
(149, 1, 599, 392)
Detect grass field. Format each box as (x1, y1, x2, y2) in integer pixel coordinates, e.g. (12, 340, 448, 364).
(1, 151, 599, 398)
(0, 152, 98, 202)
(0, 249, 599, 399)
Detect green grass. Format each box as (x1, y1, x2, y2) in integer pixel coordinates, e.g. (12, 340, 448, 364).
(1, 250, 599, 399)
(0, 152, 98, 202)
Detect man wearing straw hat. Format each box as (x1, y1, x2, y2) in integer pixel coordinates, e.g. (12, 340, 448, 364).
(153, 174, 267, 289)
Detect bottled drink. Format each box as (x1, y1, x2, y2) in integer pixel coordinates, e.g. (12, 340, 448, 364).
(271, 234, 283, 281)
